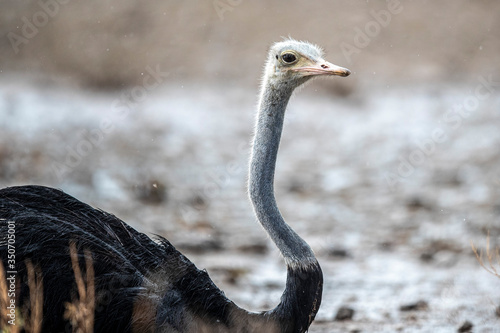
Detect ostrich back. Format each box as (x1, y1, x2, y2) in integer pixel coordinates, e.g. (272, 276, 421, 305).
(0, 185, 239, 333)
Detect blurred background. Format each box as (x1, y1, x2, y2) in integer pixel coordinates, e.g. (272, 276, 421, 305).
(1, 1, 500, 331)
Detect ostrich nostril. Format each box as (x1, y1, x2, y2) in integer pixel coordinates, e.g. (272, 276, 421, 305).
(321, 64, 329, 69)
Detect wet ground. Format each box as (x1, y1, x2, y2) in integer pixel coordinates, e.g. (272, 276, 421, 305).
(1, 76, 499, 332)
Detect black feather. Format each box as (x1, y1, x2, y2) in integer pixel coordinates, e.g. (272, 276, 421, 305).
(0, 185, 231, 332)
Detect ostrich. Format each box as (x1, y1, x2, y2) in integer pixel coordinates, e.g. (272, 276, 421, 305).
(0, 39, 350, 333)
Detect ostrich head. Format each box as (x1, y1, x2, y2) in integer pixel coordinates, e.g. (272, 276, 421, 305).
(263, 39, 351, 88)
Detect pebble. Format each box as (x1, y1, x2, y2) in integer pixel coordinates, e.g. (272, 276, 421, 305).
(399, 300, 428, 312)
(457, 320, 473, 332)
(334, 306, 355, 321)
(328, 247, 351, 259)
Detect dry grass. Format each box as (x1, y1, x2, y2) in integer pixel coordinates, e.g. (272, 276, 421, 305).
(24, 260, 42, 333)
(471, 233, 500, 279)
(1, 241, 96, 333)
(63, 241, 95, 333)
(0, 259, 17, 333)
(0, 259, 42, 333)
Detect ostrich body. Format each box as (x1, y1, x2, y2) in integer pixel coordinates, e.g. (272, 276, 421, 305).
(0, 39, 349, 333)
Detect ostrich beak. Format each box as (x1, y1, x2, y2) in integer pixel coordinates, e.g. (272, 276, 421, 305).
(294, 60, 351, 77)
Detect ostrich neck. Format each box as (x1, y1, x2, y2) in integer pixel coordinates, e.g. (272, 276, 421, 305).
(248, 80, 316, 267)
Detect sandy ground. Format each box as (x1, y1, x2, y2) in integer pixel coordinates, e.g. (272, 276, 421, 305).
(2, 1, 500, 332)
(0, 0, 500, 333)
(0, 74, 499, 332)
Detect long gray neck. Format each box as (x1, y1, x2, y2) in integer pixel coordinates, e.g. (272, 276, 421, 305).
(248, 80, 316, 268)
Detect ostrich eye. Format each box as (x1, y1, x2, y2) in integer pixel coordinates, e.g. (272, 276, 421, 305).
(281, 53, 297, 63)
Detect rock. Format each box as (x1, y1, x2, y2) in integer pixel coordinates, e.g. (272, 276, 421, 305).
(286, 180, 307, 194)
(334, 306, 355, 321)
(378, 241, 394, 251)
(496, 305, 500, 317)
(134, 179, 167, 204)
(457, 320, 473, 332)
(328, 247, 351, 259)
(399, 300, 428, 312)
(236, 242, 268, 254)
(188, 194, 207, 210)
(419, 251, 434, 262)
(419, 240, 462, 266)
(406, 196, 432, 211)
